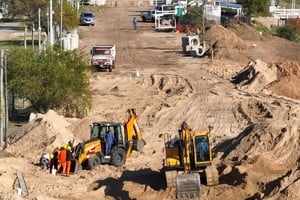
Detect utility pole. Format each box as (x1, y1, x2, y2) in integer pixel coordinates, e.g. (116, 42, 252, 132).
(24, 26, 27, 49)
(32, 23, 35, 52)
(3, 53, 7, 149)
(38, 8, 42, 54)
(49, 0, 54, 46)
(60, 0, 63, 50)
(292, 0, 296, 10)
(0, 50, 3, 147)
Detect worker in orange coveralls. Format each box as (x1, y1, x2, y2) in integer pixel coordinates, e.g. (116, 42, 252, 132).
(57, 146, 67, 174)
(65, 145, 72, 177)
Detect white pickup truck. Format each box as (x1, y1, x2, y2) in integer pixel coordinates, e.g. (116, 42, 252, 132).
(140, 10, 155, 22)
(90, 45, 116, 72)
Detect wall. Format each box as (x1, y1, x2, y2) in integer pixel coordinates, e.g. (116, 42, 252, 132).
(287, 18, 300, 34)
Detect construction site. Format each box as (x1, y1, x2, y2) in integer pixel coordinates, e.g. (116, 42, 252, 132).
(0, 0, 300, 199)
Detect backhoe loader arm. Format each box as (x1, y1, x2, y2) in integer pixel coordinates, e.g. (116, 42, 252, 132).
(124, 109, 143, 141)
(124, 109, 146, 157)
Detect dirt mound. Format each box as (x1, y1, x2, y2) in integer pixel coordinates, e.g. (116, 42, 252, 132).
(7, 110, 79, 160)
(216, 98, 300, 198)
(231, 59, 300, 100)
(267, 60, 300, 100)
(226, 19, 264, 41)
(204, 24, 251, 59)
(231, 59, 278, 92)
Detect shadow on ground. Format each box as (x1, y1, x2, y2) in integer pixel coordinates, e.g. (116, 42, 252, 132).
(90, 168, 166, 199)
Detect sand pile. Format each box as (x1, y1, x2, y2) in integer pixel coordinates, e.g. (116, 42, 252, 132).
(231, 59, 300, 100)
(216, 98, 300, 199)
(226, 19, 264, 41)
(7, 110, 80, 161)
(204, 24, 251, 59)
(267, 60, 300, 100)
(231, 59, 278, 93)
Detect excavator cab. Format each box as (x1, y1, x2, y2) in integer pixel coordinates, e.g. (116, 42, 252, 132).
(194, 135, 211, 165)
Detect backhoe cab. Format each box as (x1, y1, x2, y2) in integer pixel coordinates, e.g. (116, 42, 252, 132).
(163, 121, 218, 199)
(71, 109, 146, 172)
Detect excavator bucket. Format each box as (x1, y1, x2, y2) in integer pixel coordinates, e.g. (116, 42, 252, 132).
(176, 173, 201, 199)
(132, 138, 146, 152)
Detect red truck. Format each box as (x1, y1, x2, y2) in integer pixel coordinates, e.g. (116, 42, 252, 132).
(90, 45, 116, 72)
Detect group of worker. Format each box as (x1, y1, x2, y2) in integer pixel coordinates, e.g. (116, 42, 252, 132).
(39, 144, 73, 177)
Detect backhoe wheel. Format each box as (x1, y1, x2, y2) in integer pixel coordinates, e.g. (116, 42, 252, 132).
(87, 156, 101, 170)
(133, 139, 146, 152)
(111, 148, 126, 167)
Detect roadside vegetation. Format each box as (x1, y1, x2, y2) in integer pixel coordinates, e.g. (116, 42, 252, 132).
(7, 47, 92, 118)
(1, 1, 93, 118)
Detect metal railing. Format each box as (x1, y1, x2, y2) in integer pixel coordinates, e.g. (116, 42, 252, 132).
(272, 8, 300, 19)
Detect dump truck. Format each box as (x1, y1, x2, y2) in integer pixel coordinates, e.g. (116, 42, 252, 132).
(71, 109, 146, 173)
(163, 121, 219, 199)
(90, 44, 116, 72)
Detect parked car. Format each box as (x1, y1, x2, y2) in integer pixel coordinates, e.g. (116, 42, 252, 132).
(80, 11, 95, 26)
(140, 10, 155, 22)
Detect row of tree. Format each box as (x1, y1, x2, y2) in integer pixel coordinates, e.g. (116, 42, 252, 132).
(8, 0, 78, 32)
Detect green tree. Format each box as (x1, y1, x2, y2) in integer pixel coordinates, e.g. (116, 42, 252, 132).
(7, 48, 92, 118)
(53, 1, 78, 31)
(8, 0, 78, 31)
(237, 0, 270, 16)
(181, 6, 204, 29)
(8, 0, 47, 19)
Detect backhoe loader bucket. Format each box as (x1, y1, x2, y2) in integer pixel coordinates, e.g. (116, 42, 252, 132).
(176, 173, 201, 199)
(133, 138, 146, 152)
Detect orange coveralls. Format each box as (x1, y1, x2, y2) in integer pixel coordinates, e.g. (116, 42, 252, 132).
(57, 148, 67, 174)
(65, 149, 72, 176)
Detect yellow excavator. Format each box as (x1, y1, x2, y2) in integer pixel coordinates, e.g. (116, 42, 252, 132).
(71, 109, 146, 172)
(163, 121, 219, 199)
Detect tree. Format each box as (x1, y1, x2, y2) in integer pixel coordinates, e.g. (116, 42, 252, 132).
(237, 0, 270, 16)
(53, 1, 78, 31)
(7, 48, 92, 118)
(181, 6, 204, 29)
(8, 0, 78, 31)
(8, 0, 48, 19)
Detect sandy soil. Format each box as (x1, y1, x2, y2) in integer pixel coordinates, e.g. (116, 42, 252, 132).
(0, 1, 300, 200)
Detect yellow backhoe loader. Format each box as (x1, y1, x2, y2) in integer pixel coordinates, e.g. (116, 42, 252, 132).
(71, 109, 146, 173)
(163, 121, 219, 199)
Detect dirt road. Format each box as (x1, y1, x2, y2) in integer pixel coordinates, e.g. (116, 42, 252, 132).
(0, 2, 299, 200)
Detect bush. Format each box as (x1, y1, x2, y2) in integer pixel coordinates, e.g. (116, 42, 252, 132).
(7, 48, 92, 118)
(275, 24, 298, 41)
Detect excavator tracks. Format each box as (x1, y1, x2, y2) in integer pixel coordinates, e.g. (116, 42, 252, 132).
(205, 165, 219, 186)
(165, 170, 177, 188)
